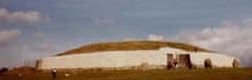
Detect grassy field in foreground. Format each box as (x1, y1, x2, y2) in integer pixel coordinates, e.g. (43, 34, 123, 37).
(1, 68, 252, 80)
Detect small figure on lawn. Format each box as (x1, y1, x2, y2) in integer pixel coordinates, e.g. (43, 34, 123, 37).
(52, 69, 57, 79)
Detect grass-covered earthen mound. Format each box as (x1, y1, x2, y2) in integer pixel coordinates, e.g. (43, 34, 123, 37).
(57, 40, 210, 56)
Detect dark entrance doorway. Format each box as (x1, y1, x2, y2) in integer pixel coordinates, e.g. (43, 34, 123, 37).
(178, 54, 192, 69)
(167, 54, 173, 63)
(166, 54, 174, 69)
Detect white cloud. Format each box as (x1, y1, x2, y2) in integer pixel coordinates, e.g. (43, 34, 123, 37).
(0, 29, 22, 43)
(0, 7, 42, 23)
(148, 34, 164, 41)
(175, 18, 252, 67)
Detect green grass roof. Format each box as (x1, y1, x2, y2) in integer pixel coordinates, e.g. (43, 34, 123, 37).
(57, 40, 210, 56)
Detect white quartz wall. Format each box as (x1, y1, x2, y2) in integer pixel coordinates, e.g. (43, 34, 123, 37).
(38, 50, 167, 70)
(37, 47, 237, 70)
(190, 52, 235, 68)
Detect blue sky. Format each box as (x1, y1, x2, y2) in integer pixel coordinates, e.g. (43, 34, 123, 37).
(1, 0, 252, 67)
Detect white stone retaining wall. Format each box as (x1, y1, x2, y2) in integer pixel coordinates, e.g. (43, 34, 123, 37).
(37, 47, 237, 70)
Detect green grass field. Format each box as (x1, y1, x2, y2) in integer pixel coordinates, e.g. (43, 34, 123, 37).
(1, 68, 252, 80)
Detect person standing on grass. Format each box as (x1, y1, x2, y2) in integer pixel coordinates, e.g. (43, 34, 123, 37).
(52, 69, 57, 79)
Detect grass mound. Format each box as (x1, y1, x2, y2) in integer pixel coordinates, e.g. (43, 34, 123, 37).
(57, 40, 210, 56)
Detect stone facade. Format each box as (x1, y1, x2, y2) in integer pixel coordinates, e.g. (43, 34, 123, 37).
(36, 47, 239, 70)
